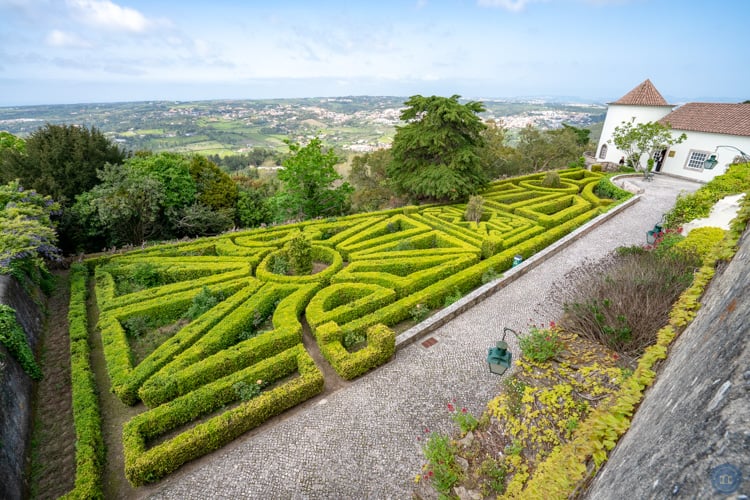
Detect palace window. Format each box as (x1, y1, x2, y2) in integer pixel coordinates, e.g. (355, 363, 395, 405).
(599, 144, 608, 159)
(685, 150, 709, 170)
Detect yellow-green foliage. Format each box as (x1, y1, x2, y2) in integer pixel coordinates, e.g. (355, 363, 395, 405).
(60, 264, 105, 499)
(510, 185, 750, 499)
(484, 332, 624, 497)
(675, 227, 725, 262)
(83, 168, 614, 485)
(315, 322, 395, 380)
(124, 345, 323, 486)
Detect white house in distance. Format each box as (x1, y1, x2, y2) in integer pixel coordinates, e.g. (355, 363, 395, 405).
(596, 79, 750, 182)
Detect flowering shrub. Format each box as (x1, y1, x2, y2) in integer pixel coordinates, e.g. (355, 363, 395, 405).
(420, 432, 461, 494)
(0, 180, 61, 272)
(448, 401, 478, 433)
(519, 323, 565, 362)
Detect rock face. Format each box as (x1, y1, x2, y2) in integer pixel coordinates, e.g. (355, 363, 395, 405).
(0, 275, 45, 500)
(585, 229, 750, 499)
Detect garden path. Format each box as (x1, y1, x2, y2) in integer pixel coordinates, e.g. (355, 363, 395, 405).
(143, 174, 700, 500)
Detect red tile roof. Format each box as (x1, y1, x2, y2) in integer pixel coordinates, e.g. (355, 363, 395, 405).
(659, 103, 750, 137)
(611, 79, 671, 107)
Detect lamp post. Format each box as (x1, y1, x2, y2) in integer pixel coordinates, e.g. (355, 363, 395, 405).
(703, 145, 750, 170)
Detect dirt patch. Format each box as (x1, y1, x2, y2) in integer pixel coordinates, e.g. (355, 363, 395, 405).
(86, 278, 143, 500)
(28, 271, 75, 499)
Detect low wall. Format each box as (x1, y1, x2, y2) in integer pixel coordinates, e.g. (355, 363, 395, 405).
(0, 276, 45, 500)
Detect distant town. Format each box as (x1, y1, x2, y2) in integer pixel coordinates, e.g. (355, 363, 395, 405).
(0, 96, 605, 156)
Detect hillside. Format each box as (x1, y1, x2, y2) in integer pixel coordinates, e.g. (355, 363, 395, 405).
(0, 97, 605, 156)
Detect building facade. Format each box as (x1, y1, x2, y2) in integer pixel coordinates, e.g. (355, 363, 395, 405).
(596, 79, 750, 182)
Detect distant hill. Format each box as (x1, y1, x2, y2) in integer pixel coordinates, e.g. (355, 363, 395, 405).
(0, 97, 606, 156)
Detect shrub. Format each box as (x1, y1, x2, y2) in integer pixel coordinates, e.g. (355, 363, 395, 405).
(591, 164, 602, 173)
(465, 195, 484, 223)
(518, 324, 565, 362)
(481, 267, 500, 284)
(541, 171, 562, 188)
(131, 262, 161, 288)
(554, 249, 699, 358)
(422, 433, 461, 495)
(410, 303, 430, 323)
(443, 287, 462, 307)
(0, 304, 42, 380)
(62, 264, 105, 499)
(271, 252, 290, 275)
(183, 286, 224, 320)
(286, 231, 312, 275)
(675, 227, 725, 262)
(593, 177, 631, 200)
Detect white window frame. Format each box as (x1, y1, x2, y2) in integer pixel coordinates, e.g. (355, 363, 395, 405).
(685, 149, 710, 170)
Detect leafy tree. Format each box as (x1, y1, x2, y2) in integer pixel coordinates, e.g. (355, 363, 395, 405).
(388, 95, 487, 201)
(511, 125, 583, 173)
(273, 138, 352, 221)
(0, 180, 60, 270)
(562, 124, 591, 147)
(236, 179, 274, 228)
(73, 163, 165, 247)
(0, 124, 126, 204)
(171, 203, 234, 237)
(189, 155, 238, 211)
(609, 119, 686, 172)
(0, 131, 26, 154)
(127, 152, 195, 210)
(349, 149, 394, 211)
(477, 119, 516, 179)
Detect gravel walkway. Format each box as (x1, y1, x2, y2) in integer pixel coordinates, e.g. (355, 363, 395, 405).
(145, 175, 700, 500)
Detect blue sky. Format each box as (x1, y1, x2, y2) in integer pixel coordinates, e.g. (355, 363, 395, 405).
(1, 0, 748, 106)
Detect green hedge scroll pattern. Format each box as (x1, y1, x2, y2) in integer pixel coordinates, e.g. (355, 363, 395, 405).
(82, 170, 610, 486)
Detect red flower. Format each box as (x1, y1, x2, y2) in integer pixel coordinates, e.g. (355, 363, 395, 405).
(549, 321, 556, 329)
(447, 403, 454, 412)
(461, 408, 467, 414)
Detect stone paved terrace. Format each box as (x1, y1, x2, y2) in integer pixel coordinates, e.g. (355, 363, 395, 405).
(143, 174, 700, 499)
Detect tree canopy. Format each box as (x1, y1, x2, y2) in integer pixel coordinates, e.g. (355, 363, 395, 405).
(72, 152, 236, 248)
(610, 119, 686, 171)
(512, 125, 584, 173)
(348, 149, 393, 211)
(274, 138, 352, 221)
(0, 124, 126, 205)
(388, 95, 488, 202)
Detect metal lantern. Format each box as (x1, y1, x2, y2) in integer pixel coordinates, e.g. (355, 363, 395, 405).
(487, 327, 516, 375)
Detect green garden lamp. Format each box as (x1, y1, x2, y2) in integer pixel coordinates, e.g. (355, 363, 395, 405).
(703, 154, 718, 170)
(703, 145, 750, 170)
(487, 327, 516, 375)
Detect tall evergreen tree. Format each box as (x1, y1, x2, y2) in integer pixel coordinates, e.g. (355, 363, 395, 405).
(0, 123, 126, 204)
(388, 95, 487, 202)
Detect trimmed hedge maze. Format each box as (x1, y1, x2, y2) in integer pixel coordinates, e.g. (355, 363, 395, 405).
(76, 168, 615, 486)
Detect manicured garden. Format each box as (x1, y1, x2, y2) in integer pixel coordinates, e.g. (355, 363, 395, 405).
(69, 167, 621, 490)
(413, 164, 750, 498)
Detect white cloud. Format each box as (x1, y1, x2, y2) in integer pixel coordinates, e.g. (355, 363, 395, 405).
(45, 29, 91, 48)
(477, 0, 548, 12)
(66, 0, 151, 32)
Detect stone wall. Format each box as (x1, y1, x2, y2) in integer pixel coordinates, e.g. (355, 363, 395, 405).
(585, 229, 750, 498)
(0, 276, 45, 500)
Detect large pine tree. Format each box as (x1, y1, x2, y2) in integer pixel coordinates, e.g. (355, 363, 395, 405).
(388, 95, 488, 202)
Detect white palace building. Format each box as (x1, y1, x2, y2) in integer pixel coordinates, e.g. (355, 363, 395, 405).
(596, 79, 750, 182)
